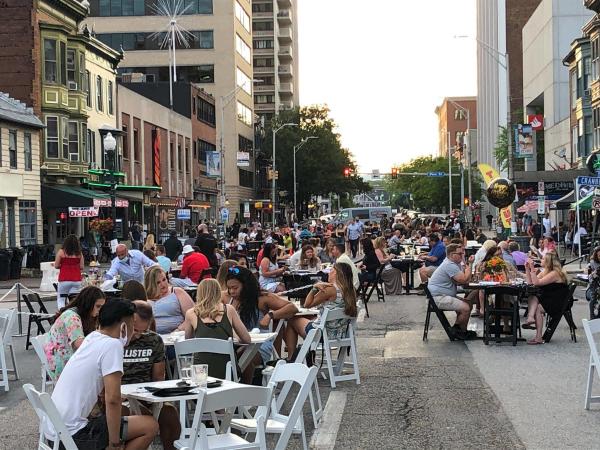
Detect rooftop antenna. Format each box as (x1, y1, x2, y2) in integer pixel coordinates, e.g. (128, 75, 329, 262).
(149, 0, 194, 109)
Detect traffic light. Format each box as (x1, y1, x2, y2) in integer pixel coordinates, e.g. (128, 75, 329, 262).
(391, 167, 398, 179)
(463, 196, 470, 207)
(343, 168, 350, 178)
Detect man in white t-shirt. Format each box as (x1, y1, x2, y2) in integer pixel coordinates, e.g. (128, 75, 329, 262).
(43, 299, 158, 450)
(332, 243, 360, 288)
(542, 213, 552, 238)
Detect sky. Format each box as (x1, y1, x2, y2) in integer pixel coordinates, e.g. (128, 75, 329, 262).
(297, 0, 477, 175)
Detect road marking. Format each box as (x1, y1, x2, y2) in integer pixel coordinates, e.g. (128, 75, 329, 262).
(309, 391, 347, 450)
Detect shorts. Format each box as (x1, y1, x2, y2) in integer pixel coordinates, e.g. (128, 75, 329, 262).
(433, 295, 465, 312)
(54, 414, 128, 450)
(422, 266, 437, 277)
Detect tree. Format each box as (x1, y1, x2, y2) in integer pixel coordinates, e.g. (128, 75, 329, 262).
(263, 105, 371, 218)
(384, 156, 484, 213)
(493, 126, 525, 172)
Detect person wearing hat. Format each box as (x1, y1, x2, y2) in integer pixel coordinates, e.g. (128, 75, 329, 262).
(170, 245, 210, 287)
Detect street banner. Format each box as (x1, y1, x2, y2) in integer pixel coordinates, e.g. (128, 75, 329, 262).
(515, 124, 534, 158)
(206, 151, 221, 177)
(478, 163, 512, 228)
(93, 198, 129, 208)
(152, 128, 161, 186)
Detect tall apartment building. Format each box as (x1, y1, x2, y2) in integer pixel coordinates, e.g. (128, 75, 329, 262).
(86, 0, 255, 220)
(251, 0, 300, 125)
(435, 97, 477, 158)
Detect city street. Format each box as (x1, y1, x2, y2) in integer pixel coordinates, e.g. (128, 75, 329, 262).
(1, 283, 597, 449)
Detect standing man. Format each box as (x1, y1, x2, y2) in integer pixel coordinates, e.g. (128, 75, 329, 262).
(163, 230, 183, 262)
(486, 213, 493, 231)
(129, 222, 142, 250)
(104, 244, 156, 284)
(542, 213, 552, 238)
(346, 217, 363, 258)
(380, 214, 390, 233)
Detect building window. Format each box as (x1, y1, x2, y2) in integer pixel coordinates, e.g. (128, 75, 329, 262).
(593, 37, 600, 82)
(62, 118, 69, 159)
(194, 30, 214, 49)
(19, 200, 37, 246)
(81, 124, 87, 163)
(184, 0, 213, 14)
(235, 34, 251, 63)
(253, 58, 274, 67)
(585, 56, 592, 93)
(68, 121, 78, 161)
(253, 39, 274, 49)
(85, 70, 91, 107)
(98, 30, 214, 51)
(252, 2, 272, 12)
(46, 117, 59, 158)
(79, 53, 86, 91)
(122, 124, 129, 159)
(108, 81, 114, 114)
(118, 64, 214, 83)
(133, 128, 140, 161)
(454, 109, 466, 120)
(24, 132, 32, 170)
(586, 116, 593, 157)
(197, 97, 216, 125)
(66, 48, 77, 87)
(239, 168, 253, 188)
(236, 67, 252, 95)
(9, 130, 17, 169)
(571, 69, 577, 110)
(197, 138, 216, 163)
(87, 129, 96, 165)
(236, 101, 252, 126)
(43, 39, 57, 83)
(178, 143, 183, 172)
(253, 21, 273, 31)
(235, 1, 250, 32)
(255, 94, 274, 104)
(239, 135, 252, 152)
(96, 76, 103, 111)
(59, 42, 67, 86)
(0, 127, 2, 166)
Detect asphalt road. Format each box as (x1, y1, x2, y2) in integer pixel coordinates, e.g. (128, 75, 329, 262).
(0, 286, 596, 449)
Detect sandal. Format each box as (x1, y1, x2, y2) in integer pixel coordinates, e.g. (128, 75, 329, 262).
(522, 322, 536, 330)
(527, 339, 543, 345)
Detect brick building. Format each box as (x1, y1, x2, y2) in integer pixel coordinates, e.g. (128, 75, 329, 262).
(435, 97, 477, 158)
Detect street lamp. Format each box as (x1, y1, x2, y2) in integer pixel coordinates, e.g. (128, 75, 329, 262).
(293, 136, 318, 221)
(272, 122, 297, 228)
(103, 132, 117, 241)
(447, 99, 472, 221)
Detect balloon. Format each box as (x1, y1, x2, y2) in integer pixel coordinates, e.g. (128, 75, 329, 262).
(487, 178, 516, 209)
(586, 151, 600, 175)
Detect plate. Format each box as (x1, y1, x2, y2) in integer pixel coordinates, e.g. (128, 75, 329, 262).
(151, 386, 196, 397)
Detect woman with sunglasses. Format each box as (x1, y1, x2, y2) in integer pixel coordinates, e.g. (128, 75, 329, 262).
(225, 266, 298, 383)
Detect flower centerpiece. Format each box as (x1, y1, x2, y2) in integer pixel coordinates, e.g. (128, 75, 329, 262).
(89, 218, 113, 233)
(481, 256, 508, 282)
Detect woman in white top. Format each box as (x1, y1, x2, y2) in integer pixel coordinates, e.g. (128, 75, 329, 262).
(259, 243, 286, 293)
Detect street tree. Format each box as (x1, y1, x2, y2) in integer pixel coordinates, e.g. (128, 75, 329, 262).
(263, 105, 371, 218)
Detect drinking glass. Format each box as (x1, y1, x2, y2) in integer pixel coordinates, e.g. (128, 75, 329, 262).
(192, 364, 209, 387)
(179, 356, 193, 382)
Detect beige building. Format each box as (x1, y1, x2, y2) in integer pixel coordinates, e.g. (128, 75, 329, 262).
(252, 0, 300, 123)
(0, 93, 45, 248)
(85, 0, 256, 219)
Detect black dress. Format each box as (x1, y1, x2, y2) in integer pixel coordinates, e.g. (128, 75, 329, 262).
(539, 282, 569, 318)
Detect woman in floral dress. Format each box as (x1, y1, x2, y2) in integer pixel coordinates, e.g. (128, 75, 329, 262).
(43, 286, 106, 380)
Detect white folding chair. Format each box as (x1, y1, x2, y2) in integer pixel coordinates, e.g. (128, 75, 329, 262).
(174, 338, 238, 382)
(22, 383, 78, 450)
(582, 318, 600, 409)
(232, 361, 318, 450)
(0, 308, 20, 392)
(31, 334, 54, 393)
(174, 384, 274, 450)
(316, 308, 360, 388)
(263, 327, 324, 428)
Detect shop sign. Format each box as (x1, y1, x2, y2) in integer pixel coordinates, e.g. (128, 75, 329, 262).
(68, 207, 99, 217)
(158, 207, 177, 231)
(236, 151, 250, 167)
(177, 208, 191, 220)
(93, 198, 129, 208)
(528, 114, 544, 131)
(243, 202, 250, 218)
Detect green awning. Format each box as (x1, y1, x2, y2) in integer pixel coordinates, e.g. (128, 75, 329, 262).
(571, 193, 593, 210)
(41, 185, 109, 208)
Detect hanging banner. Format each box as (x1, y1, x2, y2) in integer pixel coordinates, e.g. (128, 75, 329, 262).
(93, 198, 129, 208)
(528, 114, 544, 131)
(236, 151, 250, 167)
(152, 128, 161, 186)
(478, 163, 512, 228)
(206, 151, 221, 177)
(68, 207, 99, 217)
(515, 124, 534, 159)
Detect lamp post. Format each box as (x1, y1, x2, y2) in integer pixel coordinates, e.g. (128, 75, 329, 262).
(447, 99, 472, 222)
(293, 136, 318, 222)
(272, 122, 297, 228)
(103, 132, 117, 241)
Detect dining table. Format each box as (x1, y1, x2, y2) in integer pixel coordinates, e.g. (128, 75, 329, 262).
(390, 256, 424, 295)
(282, 270, 327, 304)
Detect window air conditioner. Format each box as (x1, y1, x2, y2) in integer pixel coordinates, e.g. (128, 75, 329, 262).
(68, 81, 78, 90)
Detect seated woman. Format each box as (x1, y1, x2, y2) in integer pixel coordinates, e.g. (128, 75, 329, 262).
(144, 265, 195, 334)
(373, 236, 403, 295)
(300, 244, 321, 271)
(183, 279, 250, 379)
(285, 262, 358, 351)
(44, 286, 106, 381)
(471, 245, 503, 317)
(359, 237, 380, 284)
(258, 243, 287, 293)
(231, 253, 249, 269)
(523, 252, 568, 345)
(319, 238, 337, 265)
(121, 279, 148, 301)
(225, 266, 298, 383)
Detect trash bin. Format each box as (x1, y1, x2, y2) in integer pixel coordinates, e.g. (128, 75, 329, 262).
(9, 247, 24, 279)
(0, 249, 13, 281)
(26, 245, 41, 269)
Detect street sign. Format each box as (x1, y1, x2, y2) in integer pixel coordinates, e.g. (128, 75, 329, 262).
(427, 171, 446, 177)
(176, 208, 191, 220)
(220, 208, 229, 222)
(577, 176, 600, 186)
(537, 196, 545, 214)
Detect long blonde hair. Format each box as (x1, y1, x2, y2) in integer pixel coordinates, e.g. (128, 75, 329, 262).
(542, 252, 567, 283)
(333, 262, 357, 317)
(216, 259, 238, 289)
(194, 279, 224, 320)
(143, 233, 156, 252)
(373, 236, 388, 254)
(144, 265, 167, 300)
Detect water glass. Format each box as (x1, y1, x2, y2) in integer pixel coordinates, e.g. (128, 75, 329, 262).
(180, 355, 193, 382)
(192, 364, 209, 387)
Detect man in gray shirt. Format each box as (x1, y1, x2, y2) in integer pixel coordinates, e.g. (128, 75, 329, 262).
(427, 243, 475, 339)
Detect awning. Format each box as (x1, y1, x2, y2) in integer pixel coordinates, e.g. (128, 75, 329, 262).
(42, 185, 110, 208)
(188, 200, 213, 209)
(551, 190, 574, 210)
(571, 193, 593, 210)
(517, 200, 551, 213)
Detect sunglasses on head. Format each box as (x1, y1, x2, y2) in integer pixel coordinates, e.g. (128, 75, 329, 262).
(228, 266, 241, 274)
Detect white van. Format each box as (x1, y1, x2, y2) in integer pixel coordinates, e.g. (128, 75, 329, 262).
(333, 207, 392, 224)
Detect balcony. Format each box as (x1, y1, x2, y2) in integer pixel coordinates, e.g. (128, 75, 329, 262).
(277, 10, 291, 24)
(585, 0, 600, 13)
(277, 0, 291, 6)
(278, 27, 292, 42)
(254, 47, 274, 56)
(255, 84, 275, 92)
(278, 45, 293, 61)
(279, 100, 294, 110)
(280, 83, 293, 95)
(253, 30, 274, 38)
(254, 66, 275, 74)
(255, 103, 276, 112)
(278, 64, 293, 78)
(253, 11, 273, 19)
